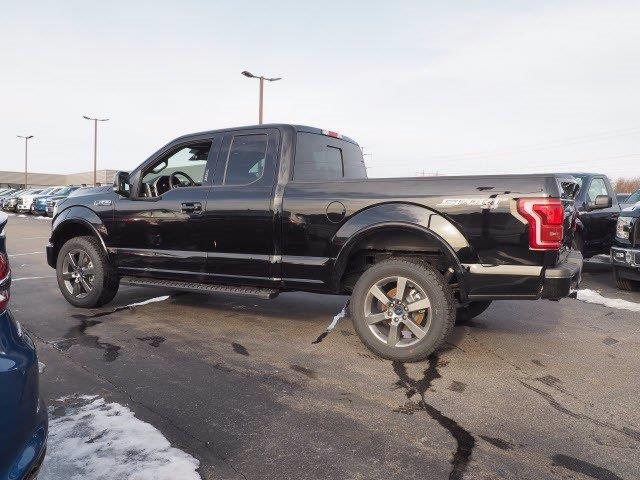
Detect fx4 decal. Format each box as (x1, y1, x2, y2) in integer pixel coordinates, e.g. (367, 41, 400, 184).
(94, 199, 113, 206)
(436, 198, 501, 210)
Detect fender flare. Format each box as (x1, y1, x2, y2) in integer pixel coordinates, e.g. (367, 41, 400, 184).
(50, 206, 109, 259)
(330, 203, 473, 298)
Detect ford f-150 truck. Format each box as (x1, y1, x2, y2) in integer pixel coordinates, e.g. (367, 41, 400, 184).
(46, 124, 582, 361)
(612, 202, 640, 291)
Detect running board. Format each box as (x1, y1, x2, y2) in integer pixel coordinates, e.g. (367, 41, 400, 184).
(120, 276, 279, 299)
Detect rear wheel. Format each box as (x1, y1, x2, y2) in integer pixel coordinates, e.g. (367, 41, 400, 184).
(349, 258, 455, 362)
(456, 301, 492, 323)
(56, 236, 119, 308)
(613, 267, 639, 291)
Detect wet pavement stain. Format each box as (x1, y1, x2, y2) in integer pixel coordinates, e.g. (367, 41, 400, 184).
(53, 319, 121, 362)
(520, 381, 640, 444)
(552, 454, 623, 480)
(448, 381, 466, 393)
(480, 435, 513, 450)
(232, 342, 249, 356)
(290, 364, 318, 379)
(137, 336, 165, 347)
(602, 336, 619, 346)
(536, 374, 562, 389)
(311, 330, 330, 344)
(391, 355, 475, 480)
(531, 359, 545, 367)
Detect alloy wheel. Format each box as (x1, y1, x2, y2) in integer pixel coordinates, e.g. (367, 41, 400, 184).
(61, 248, 95, 298)
(364, 275, 432, 348)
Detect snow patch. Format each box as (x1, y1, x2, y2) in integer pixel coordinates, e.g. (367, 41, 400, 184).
(326, 302, 349, 331)
(126, 295, 171, 308)
(39, 395, 201, 480)
(576, 289, 640, 312)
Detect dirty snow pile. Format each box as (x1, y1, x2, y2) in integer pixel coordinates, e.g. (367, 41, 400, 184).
(39, 395, 201, 480)
(576, 289, 640, 312)
(326, 302, 349, 331)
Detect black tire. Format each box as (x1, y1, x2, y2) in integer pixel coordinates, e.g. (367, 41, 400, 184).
(349, 258, 456, 362)
(572, 232, 584, 256)
(456, 301, 492, 323)
(56, 235, 119, 308)
(613, 267, 638, 291)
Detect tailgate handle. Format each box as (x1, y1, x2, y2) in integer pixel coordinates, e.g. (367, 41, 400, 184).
(181, 202, 202, 214)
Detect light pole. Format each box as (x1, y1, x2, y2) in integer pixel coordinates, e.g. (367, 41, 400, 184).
(83, 115, 109, 186)
(16, 135, 34, 188)
(241, 71, 281, 124)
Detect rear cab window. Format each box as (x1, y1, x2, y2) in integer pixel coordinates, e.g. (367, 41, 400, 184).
(293, 132, 367, 182)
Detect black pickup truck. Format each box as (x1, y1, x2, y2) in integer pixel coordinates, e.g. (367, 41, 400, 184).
(611, 203, 640, 290)
(564, 173, 621, 258)
(46, 124, 582, 361)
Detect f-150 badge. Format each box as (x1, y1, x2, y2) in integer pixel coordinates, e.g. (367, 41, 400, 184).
(436, 198, 501, 210)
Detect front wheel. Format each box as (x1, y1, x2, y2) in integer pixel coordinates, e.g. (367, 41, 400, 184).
(350, 258, 456, 362)
(56, 236, 120, 308)
(613, 267, 639, 291)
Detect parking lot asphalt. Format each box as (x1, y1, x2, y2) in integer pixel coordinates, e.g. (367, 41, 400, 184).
(6, 215, 640, 480)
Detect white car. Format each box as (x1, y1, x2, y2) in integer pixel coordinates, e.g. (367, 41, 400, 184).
(16, 187, 57, 213)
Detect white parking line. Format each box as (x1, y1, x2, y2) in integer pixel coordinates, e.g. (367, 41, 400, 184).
(12, 276, 55, 282)
(8, 251, 42, 257)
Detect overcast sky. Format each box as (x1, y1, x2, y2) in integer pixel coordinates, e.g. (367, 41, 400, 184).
(2, 0, 639, 179)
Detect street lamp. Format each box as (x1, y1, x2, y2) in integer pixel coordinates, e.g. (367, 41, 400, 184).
(241, 70, 282, 124)
(83, 115, 109, 186)
(16, 135, 34, 188)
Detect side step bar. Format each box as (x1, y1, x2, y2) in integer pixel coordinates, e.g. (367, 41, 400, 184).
(120, 276, 279, 299)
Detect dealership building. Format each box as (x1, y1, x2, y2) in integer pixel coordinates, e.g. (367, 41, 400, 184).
(0, 169, 118, 188)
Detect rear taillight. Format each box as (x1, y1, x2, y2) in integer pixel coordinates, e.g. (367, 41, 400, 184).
(0, 253, 10, 311)
(517, 198, 564, 250)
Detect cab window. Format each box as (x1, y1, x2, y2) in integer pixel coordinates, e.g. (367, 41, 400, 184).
(223, 134, 268, 186)
(293, 132, 367, 182)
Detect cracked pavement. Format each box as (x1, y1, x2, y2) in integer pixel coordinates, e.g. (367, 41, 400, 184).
(7, 216, 640, 479)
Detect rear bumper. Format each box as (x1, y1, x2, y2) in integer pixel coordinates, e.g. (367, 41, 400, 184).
(541, 250, 583, 300)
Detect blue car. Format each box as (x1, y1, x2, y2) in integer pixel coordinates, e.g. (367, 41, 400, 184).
(0, 212, 48, 480)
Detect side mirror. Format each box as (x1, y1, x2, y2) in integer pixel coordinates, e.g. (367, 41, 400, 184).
(588, 195, 612, 210)
(113, 171, 130, 197)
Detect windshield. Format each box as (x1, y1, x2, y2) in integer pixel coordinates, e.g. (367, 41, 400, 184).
(55, 186, 77, 196)
(626, 189, 640, 204)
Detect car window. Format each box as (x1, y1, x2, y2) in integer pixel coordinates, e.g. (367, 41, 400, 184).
(294, 132, 367, 182)
(587, 178, 608, 202)
(223, 134, 268, 186)
(626, 190, 640, 204)
(141, 142, 212, 196)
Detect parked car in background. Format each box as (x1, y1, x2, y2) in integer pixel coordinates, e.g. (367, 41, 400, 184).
(48, 124, 582, 362)
(3, 189, 31, 212)
(0, 212, 48, 479)
(30, 186, 70, 215)
(619, 188, 640, 210)
(42, 186, 81, 217)
(16, 188, 50, 214)
(564, 173, 621, 258)
(612, 202, 640, 290)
